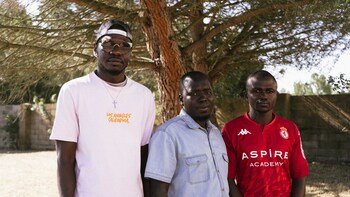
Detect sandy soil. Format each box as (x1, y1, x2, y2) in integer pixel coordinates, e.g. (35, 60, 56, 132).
(0, 150, 349, 197)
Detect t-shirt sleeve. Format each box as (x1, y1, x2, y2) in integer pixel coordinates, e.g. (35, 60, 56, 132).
(222, 124, 237, 179)
(49, 83, 79, 142)
(290, 124, 309, 179)
(140, 91, 156, 146)
(144, 129, 176, 183)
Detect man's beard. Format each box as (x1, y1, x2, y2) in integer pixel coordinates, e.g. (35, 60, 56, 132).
(107, 68, 124, 76)
(102, 64, 126, 76)
(192, 114, 210, 122)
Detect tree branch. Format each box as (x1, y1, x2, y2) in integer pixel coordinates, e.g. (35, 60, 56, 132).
(184, 0, 316, 55)
(67, 0, 138, 19)
(0, 40, 94, 61)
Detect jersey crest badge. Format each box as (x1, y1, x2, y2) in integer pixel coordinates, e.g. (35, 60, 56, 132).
(280, 127, 289, 139)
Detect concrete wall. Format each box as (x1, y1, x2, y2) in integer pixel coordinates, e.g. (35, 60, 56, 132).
(0, 103, 55, 150)
(24, 103, 56, 150)
(0, 94, 349, 163)
(290, 94, 350, 163)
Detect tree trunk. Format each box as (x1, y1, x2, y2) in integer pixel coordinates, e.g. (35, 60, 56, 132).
(140, 0, 185, 122)
(189, 1, 208, 73)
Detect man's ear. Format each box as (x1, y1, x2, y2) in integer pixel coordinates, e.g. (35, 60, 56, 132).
(179, 94, 183, 105)
(93, 43, 98, 57)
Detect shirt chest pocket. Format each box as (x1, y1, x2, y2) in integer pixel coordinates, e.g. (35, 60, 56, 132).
(185, 154, 210, 184)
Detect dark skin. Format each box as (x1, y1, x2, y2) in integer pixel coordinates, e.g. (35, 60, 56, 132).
(228, 179, 243, 197)
(56, 33, 149, 197)
(94, 34, 132, 83)
(228, 76, 306, 197)
(141, 145, 150, 197)
(56, 141, 76, 197)
(149, 180, 170, 197)
(149, 76, 214, 197)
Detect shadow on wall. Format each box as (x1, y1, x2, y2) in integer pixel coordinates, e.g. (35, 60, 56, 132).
(300, 95, 349, 133)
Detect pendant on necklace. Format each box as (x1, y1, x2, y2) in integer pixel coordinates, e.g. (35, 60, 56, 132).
(112, 100, 117, 108)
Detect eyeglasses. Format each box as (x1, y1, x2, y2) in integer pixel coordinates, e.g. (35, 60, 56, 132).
(100, 41, 133, 54)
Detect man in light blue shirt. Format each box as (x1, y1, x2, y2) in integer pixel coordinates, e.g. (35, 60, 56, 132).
(145, 71, 229, 197)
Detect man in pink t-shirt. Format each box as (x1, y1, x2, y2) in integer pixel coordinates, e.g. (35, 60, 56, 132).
(222, 70, 308, 197)
(50, 20, 155, 197)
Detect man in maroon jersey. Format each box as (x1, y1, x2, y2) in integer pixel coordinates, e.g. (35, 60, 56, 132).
(222, 70, 308, 197)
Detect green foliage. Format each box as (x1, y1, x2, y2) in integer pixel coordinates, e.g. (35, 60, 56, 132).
(294, 82, 314, 95)
(2, 114, 19, 149)
(126, 69, 157, 93)
(328, 74, 350, 94)
(214, 61, 263, 113)
(0, 78, 61, 104)
(293, 73, 333, 95)
(311, 73, 332, 95)
(0, 0, 96, 104)
(30, 96, 54, 133)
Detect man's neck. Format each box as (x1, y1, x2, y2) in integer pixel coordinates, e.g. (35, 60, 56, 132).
(95, 69, 125, 83)
(248, 111, 274, 125)
(197, 121, 208, 130)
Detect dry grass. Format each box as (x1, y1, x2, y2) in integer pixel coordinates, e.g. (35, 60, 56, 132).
(0, 150, 349, 197)
(307, 161, 350, 197)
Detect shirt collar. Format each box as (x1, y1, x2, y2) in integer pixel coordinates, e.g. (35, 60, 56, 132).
(179, 109, 213, 131)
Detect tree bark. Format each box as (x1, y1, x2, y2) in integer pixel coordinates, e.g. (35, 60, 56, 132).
(140, 0, 185, 122)
(189, 1, 208, 73)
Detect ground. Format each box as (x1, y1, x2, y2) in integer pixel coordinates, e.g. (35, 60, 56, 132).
(0, 150, 349, 197)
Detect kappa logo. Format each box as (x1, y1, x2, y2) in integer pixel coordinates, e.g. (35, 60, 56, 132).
(280, 127, 289, 139)
(238, 129, 252, 136)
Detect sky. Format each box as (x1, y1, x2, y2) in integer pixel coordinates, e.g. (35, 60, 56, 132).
(19, 0, 39, 15)
(265, 51, 350, 94)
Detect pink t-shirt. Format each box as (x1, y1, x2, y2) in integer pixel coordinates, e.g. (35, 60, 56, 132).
(50, 72, 155, 197)
(222, 113, 309, 197)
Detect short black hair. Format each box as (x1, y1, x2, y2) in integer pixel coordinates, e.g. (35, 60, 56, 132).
(239, 70, 277, 97)
(179, 71, 210, 92)
(245, 70, 277, 87)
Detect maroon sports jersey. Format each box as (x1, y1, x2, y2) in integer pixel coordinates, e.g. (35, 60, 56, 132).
(222, 112, 309, 197)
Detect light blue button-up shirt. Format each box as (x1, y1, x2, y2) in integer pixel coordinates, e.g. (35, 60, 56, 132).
(145, 110, 229, 197)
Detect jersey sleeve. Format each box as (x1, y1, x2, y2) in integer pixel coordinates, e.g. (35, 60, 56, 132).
(145, 129, 177, 183)
(289, 124, 309, 179)
(49, 83, 79, 142)
(222, 123, 238, 179)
